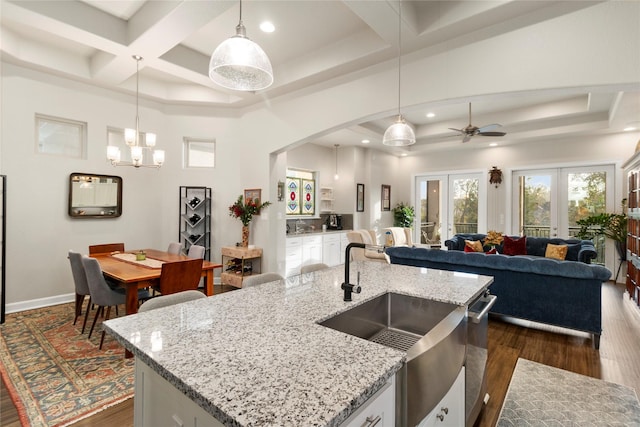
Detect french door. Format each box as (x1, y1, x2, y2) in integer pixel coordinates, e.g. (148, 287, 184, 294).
(512, 164, 615, 267)
(415, 172, 487, 247)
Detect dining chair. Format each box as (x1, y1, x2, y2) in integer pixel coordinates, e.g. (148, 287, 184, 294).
(242, 272, 284, 288)
(186, 244, 206, 288)
(167, 242, 182, 255)
(88, 243, 125, 255)
(68, 250, 91, 334)
(187, 244, 206, 259)
(157, 258, 204, 295)
(300, 263, 329, 274)
(138, 290, 205, 313)
(81, 256, 150, 349)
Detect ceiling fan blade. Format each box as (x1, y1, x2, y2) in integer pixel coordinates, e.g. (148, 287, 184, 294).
(478, 131, 506, 137)
(462, 134, 472, 143)
(477, 123, 501, 132)
(448, 128, 464, 134)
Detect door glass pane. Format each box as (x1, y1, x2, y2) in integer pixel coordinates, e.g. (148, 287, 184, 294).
(419, 180, 441, 245)
(520, 175, 551, 237)
(567, 171, 607, 263)
(452, 178, 478, 235)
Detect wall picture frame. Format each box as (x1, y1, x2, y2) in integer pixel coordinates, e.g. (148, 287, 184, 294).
(356, 183, 365, 212)
(244, 188, 262, 214)
(381, 184, 391, 211)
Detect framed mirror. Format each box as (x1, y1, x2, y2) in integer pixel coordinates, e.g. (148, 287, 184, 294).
(68, 173, 122, 218)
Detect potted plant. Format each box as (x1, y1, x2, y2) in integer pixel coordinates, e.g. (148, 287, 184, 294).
(393, 202, 415, 228)
(229, 195, 271, 247)
(576, 199, 627, 261)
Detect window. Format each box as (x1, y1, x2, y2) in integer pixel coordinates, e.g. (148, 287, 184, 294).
(36, 114, 86, 158)
(286, 168, 316, 216)
(184, 138, 215, 168)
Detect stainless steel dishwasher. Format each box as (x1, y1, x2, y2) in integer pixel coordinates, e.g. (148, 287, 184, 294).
(465, 291, 497, 427)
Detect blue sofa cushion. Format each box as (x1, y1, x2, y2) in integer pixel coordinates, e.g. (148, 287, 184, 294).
(387, 247, 611, 281)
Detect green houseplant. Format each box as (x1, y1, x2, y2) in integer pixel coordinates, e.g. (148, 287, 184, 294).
(393, 202, 415, 228)
(576, 199, 627, 260)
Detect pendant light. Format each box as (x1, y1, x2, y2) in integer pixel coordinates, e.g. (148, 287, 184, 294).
(107, 55, 165, 168)
(382, 0, 416, 147)
(209, 0, 273, 91)
(334, 144, 340, 180)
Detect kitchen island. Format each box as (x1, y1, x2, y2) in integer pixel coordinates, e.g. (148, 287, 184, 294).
(104, 261, 492, 426)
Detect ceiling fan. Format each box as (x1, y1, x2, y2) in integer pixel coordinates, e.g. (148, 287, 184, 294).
(449, 103, 507, 143)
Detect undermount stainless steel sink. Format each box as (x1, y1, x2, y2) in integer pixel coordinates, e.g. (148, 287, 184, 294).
(320, 292, 467, 427)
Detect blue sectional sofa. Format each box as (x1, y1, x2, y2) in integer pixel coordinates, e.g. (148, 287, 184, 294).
(445, 233, 598, 264)
(385, 246, 612, 348)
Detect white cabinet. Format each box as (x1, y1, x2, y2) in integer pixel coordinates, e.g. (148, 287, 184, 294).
(287, 232, 348, 277)
(302, 235, 323, 267)
(417, 367, 465, 427)
(341, 376, 395, 427)
(135, 360, 223, 427)
(286, 237, 303, 277)
(323, 233, 342, 267)
(341, 232, 350, 256)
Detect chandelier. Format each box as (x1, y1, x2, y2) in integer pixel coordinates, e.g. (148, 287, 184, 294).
(107, 55, 165, 168)
(382, 0, 416, 147)
(208, 0, 273, 91)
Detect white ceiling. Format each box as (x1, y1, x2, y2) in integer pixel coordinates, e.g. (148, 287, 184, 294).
(2, 0, 639, 155)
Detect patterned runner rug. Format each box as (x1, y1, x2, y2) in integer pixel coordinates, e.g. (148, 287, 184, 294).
(498, 358, 640, 426)
(0, 302, 134, 426)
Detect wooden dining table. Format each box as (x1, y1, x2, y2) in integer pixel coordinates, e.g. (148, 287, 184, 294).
(91, 248, 223, 315)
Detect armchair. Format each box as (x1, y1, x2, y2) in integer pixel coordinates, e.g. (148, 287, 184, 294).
(346, 230, 388, 263)
(382, 227, 413, 247)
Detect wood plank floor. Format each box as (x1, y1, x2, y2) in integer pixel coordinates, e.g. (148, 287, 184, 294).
(2, 282, 639, 427)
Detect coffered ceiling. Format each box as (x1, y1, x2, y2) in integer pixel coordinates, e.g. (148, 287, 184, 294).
(2, 0, 639, 155)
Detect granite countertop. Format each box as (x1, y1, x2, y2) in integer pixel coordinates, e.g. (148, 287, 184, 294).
(104, 261, 492, 427)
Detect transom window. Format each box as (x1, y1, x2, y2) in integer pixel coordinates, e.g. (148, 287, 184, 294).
(36, 114, 86, 158)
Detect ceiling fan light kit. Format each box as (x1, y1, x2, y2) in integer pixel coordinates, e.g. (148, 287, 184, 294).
(382, 0, 415, 147)
(449, 103, 507, 143)
(209, 0, 273, 91)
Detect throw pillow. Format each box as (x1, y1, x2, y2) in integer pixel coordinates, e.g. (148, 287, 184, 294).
(545, 243, 568, 260)
(503, 235, 527, 256)
(464, 240, 484, 252)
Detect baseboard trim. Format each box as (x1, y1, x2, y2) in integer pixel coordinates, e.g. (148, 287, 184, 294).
(6, 278, 224, 314)
(6, 293, 75, 314)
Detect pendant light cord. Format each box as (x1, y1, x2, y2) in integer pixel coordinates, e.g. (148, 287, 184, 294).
(397, 0, 402, 116)
(135, 55, 141, 146)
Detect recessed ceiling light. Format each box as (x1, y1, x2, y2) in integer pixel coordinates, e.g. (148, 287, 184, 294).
(489, 142, 498, 147)
(400, 153, 408, 157)
(625, 126, 638, 132)
(260, 21, 275, 33)
(624, 121, 640, 131)
(361, 139, 370, 144)
(426, 112, 435, 118)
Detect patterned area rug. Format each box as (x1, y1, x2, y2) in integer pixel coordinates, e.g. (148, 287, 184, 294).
(498, 358, 640, 426)
(0, 302, 134, 426)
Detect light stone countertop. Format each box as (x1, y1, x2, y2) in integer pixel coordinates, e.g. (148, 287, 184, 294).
(104, 261, 492, 427)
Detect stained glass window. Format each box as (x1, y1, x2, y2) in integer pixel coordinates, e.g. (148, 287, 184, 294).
(286, 169, 316, 216)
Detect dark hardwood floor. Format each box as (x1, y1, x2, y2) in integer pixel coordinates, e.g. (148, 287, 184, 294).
(2, 282, 639, 427)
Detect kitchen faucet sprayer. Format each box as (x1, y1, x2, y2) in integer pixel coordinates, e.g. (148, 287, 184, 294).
(342, 242, 386, 301)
